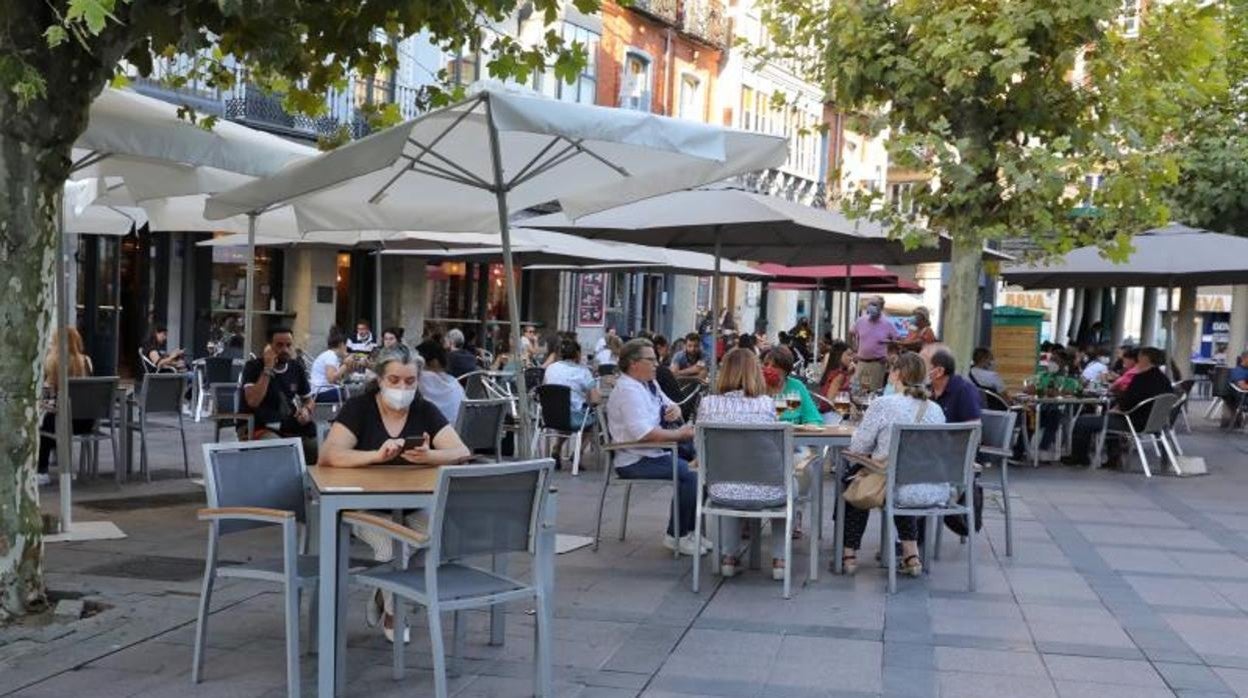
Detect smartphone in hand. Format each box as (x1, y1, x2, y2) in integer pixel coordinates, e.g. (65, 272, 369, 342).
(403, 434, 428, 451)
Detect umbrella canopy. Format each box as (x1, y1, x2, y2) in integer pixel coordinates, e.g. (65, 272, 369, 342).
(63, 180, 147, 235)
(1001, 223, 1248, 288)
(202, 85, 785, 457)
(770, 277, 925, 294)
(755, 263, 897, 285)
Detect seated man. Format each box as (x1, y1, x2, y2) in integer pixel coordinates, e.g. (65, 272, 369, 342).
(345, 319, 376, 354)
(309, 332, 357, 403)
(445, 328, 479, 378)
(1221, 349, 1248, 428)
(241, 327, 317, 462)
(928, 349, 982, 423)
(606, 338, 706, 556)
(1066, 346, 1174, 468)
(670, 333, 708, 381)
(415, 340, 466, 424)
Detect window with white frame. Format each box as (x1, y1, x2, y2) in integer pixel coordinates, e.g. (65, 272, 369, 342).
(533, 22, 599, 104)
(677, 73, 703, 120)
(620, 50, 652, 111)
(740, 86, 756, 131)
(890, 182, 916, 214)
(1118, 0, 1141, 36)
(1081, 173, 1104, 207)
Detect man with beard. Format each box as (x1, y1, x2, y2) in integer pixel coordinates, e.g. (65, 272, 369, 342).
(242, 326, 317, 461)
(671, 332, 708, 380)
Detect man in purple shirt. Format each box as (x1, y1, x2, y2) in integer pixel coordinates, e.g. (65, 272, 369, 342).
(852, 296, 898, 391)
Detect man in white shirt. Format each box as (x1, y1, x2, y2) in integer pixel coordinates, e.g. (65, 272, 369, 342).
(345, 320, 376, 354)
(415, 340, 467, 424)
(606, 338, 707, 556)
(309, 334, 354, 402)
(1081, 346, 1110, 384)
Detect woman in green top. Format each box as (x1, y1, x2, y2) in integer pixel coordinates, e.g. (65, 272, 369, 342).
(762, 346, 823, 425)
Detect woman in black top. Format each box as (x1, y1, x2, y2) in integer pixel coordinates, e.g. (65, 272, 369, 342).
(317, 348, 470, 642)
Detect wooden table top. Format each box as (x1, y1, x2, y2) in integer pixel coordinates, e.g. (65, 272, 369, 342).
(308, 465, 441, 494)
(793, 424, 856, 438)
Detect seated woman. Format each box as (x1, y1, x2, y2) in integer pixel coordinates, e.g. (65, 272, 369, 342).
(39, 327, 96, 487)
(697, 348, 794, 580)
(317, 348, 470, 642)
(414, 340, 466, 424)
(818, 341, 855, 411)
(840, 351, 946, 577)
(762, 346, 823, 425)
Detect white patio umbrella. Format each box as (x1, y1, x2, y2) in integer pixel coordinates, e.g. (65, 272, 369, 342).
(204, 83, 787, 454)
(49, 89, 315, 539)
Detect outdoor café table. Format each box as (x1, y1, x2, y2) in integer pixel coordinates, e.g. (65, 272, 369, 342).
(792, 423, 855, 581)
(308, 464, 557, 697)
(1014, 394, 1110, 467)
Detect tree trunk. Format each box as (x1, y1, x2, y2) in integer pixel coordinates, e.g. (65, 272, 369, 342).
(0, 130, 63, 622)
(943, 235, 982, 372)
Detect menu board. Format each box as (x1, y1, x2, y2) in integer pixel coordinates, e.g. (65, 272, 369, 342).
(577, 273, 606, 327)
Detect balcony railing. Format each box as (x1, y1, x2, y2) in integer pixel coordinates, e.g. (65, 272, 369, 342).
(629, 0, 680, 27)
(682, 0, 729, 49)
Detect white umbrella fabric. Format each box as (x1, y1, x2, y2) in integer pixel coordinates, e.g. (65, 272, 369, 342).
(204, 83, 787, 455)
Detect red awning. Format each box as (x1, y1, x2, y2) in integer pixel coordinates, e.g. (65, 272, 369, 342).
(754, 263, 896, 283)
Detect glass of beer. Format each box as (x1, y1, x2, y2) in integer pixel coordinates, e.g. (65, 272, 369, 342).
(785, 391, 801, 412)
(774, 395, 788, 418)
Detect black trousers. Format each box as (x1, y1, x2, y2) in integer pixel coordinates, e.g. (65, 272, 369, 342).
(38, 413, 96, 473)
(1070, 414, 1129, 465)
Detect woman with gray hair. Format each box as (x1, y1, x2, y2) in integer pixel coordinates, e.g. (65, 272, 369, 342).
(318, 348, 470, 641)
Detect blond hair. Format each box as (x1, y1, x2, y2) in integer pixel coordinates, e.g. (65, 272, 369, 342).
(716, 348, 766, 397)
(892, 351, 930, 401)
(45, 327, 91, 383)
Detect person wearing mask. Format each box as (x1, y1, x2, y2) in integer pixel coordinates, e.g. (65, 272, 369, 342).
(1081, 346, 1110, 384)
(818, 341, 855, 411)
(345, 320, 376, 354)
(650, 334, 684, 404)
(380, 327, 409, 360)
(240, 327, 317, 459)
(1219, 349, 1248, 428)
(309, 332, 360, 403)
(142, 325, 186, 372)
(1065, 346, 1174, 468)
(696, 348, 793, 579)
(851, 296, 898, 392)
(899, 306, 938, 351)
(762, 346, 822, 426)
(606, 338, 706, 556)
(318, 349, 470, 642)
(928, 349, 982, 423)
(968, 347, 1008, 396)
(1108, 347, 1141, 394)
(444, 328, 478, 378)
(415, 340, 467, 424)
(840, 352, 946, 576)
(38, 327, 95, 486)
(670, 332, 708, 380)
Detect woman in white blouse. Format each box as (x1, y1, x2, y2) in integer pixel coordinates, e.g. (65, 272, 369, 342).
(841, 351, 946, 577)
(696, 348, 791, 580)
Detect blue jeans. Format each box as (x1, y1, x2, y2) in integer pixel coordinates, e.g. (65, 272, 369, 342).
(616, 453, 697, 537)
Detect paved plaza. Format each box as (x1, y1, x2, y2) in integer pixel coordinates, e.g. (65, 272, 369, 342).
(4, 403, 1248, 698)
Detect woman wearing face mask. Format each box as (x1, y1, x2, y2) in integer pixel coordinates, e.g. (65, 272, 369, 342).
(318, 348, 471, 641)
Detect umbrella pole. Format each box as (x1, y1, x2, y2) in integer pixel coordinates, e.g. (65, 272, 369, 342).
(56, 189, 72, 532)
(811, 280, 822, 371)
(486, 99, 532, 457)
(375, 252, 383, 330)
(844, 268, 852, 339)
(710, 231, 722, 388)
(1165, 284, 1174, 372)
(244, 213, 257, 356)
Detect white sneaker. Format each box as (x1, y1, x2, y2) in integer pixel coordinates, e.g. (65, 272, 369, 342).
(663, 534, 713, 555)
(36, 473, 51, 487)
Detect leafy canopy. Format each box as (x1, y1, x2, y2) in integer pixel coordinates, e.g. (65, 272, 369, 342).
(750, 0, 1222, 261)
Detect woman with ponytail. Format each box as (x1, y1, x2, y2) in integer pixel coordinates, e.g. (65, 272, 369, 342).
(839, 351, 946, 577)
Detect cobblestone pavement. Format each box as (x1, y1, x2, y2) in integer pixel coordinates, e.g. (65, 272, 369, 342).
(4, 402, 1248, 697)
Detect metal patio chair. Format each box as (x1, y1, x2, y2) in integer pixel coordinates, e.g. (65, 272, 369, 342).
(128, 373, 190, 480)
(593, 408, 683, 558)
(1095, 392, 1182, 477)
(209, 382, 253, 443)
(534, 383, 594, 475)
(455, 398, 510, 461)
(39, 376, 122, 484)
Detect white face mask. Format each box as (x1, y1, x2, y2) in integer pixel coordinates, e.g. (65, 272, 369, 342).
(381, 387, 417, 411)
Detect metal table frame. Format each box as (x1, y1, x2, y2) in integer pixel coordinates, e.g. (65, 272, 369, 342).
(793, 429, 853, 582)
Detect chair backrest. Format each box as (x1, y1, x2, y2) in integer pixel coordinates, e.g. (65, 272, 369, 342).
(66, 376, 119, 421)
(209, 383, 241, 414)
(887, 423, 981, 491)
(1173, 378, 1195, 398)
(1211, 366, 1233, 396)
(140, 373, 185, 414)
(202, 439, 307, 535)
(979, 389, 1010, 412)
(203, 356, 235, 385)
(138, 348, 158, 374)
(596, 363, 618, 377)
(428, 459, 552, 561)
(455, 398, 509, 453)
(460, 371, 492, 400)
(978, 410, 1017, 454)
(535, 383, 576, 431)
(523, 367, 545, 390)
(694, 423, 793, 489)
(1139, 392, 1180, 434)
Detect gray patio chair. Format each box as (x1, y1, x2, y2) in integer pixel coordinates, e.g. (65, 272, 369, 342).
(128, 373, 189, 480)
(535, 384, 594, 474)
(195, 356, 236, 422)
(692, 423, 796, 598)
(592, 407, 682, 558)
(193, 439, 315, 698)
(1225, 382, 1248, 431)
(455, 398, 509, 461)
(209, 382, 253, 443)
(458, 370, 496, 400)
(834, 423, 981, 593)
(936, 410, 1018, 560)
(39, 376, 121, 484)
(346, 459, 555, 698)
(1204, 366, 1233, 420)
(1095, 392, 1182, 477)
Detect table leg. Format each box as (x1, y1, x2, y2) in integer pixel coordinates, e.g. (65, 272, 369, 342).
(1031, 407, 1041, 467)
(490, 552, 506, 646)
(809, 449, 824, 582)
(335, 519, 348, 695)
(317, 500, 339, 697)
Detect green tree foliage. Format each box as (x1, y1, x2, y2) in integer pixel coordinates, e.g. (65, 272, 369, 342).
(0, 0, 596, 622)
(750, 0, 1217, 363)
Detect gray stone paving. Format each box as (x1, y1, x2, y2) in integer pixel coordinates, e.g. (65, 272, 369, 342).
(3, 403, 1248, 697)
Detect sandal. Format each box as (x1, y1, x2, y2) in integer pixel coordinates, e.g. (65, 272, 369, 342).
(721, 556, 740, 578)
(839, 552, 858, 575)
(900, 554, 923, 577)
(771, 558, 786, 581)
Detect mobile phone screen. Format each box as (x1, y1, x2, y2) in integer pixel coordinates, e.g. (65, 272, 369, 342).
(403, 435, 427, 450)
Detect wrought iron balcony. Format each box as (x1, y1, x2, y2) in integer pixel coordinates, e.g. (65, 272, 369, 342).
(682, 0, 729, 49)
(629, 0, 680, 27)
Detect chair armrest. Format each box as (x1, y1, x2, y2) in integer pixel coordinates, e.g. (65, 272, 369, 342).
(197, 507, 295, 525)
(978, 446, 1013, 459)
(602, 439, 679, 451)
(342, 511, 430, 547)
